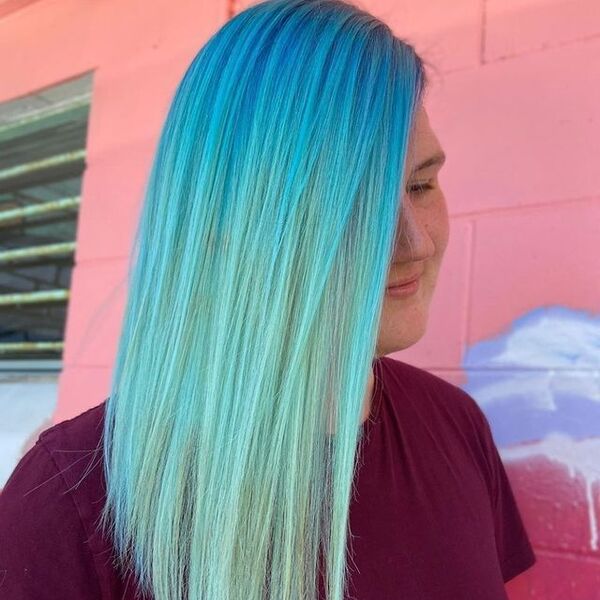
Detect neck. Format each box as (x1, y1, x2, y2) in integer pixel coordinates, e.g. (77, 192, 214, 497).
(361, 367, 375, 425)
(326, 364, 377, 434)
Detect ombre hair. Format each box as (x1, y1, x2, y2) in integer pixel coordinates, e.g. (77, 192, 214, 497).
(98, 1, 428, 598)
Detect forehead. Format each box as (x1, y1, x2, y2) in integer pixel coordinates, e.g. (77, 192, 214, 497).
(405, 105, 443, 172)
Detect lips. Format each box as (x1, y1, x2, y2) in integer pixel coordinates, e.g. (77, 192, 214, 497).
(387, 274, 421, 288)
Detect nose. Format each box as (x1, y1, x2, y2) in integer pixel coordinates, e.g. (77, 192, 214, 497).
(392, 199, 435, 263)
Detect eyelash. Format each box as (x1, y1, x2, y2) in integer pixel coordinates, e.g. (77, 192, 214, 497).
(408, 181, 435, 196)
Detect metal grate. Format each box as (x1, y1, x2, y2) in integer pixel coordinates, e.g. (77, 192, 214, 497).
(0, 74, 92, 364)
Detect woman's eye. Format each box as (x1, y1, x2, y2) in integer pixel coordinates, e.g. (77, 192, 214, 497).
(407, 181, 435, 196)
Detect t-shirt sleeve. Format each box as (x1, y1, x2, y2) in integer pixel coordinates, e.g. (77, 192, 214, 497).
(0, 439, 102, 599)
(467, 396, 537, 583)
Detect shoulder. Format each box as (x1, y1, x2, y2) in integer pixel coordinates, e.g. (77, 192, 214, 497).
(378, 355, 485, 425)
(377, 355, 493, 461)
(19, 399, 110, 503)
(378, 357, 537, 582)
(37, 399, 107, 450)
(378, 357, 508, 499)
(33, 399, 109, 526)
(0, 404, 107, 596)
(0, 398, 108, 518)
(0, 398, 109, 549)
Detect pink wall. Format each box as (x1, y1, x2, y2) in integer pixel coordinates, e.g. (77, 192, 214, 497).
(2, 0, 599, 597)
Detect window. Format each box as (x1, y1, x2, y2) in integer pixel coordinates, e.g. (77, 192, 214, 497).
(0, 73, 91, 487)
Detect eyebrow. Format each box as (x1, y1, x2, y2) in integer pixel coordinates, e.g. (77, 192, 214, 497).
(411, 150, 446, 174)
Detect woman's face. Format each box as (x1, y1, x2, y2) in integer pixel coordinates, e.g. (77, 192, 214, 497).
(375, 104, 449, 356)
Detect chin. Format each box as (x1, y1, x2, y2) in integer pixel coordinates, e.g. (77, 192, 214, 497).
(377, 328, 425, 356)
(377, 312, 429, 355)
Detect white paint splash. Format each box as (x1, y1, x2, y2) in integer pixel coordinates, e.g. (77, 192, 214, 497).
(462, 306, 600, 553)
(465, 306, 600, 414)
(501, 434, 600, 551)
(471, 306, 600, 372)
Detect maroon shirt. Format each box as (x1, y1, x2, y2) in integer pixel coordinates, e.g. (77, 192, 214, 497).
(0, 356, 536, 599)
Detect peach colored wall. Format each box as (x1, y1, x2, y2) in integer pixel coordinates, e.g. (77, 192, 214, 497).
(2, 0, 599, 597)
(0, 0, 229, 422)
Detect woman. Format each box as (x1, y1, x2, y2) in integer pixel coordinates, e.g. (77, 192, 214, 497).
(0, 1, 536, 598)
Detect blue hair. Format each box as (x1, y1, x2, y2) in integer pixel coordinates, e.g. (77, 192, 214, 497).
(98, 1, 427, 598)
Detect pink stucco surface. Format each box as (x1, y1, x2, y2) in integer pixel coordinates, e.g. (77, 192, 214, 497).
(2, 1, 599, 597)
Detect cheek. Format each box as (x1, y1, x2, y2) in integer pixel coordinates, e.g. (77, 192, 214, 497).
(430, 197, 450, 256)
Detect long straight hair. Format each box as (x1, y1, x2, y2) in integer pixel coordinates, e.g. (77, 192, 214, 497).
(98, 1, 427, 598)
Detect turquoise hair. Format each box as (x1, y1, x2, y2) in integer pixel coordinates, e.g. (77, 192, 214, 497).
(98, 1, 427, 599)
